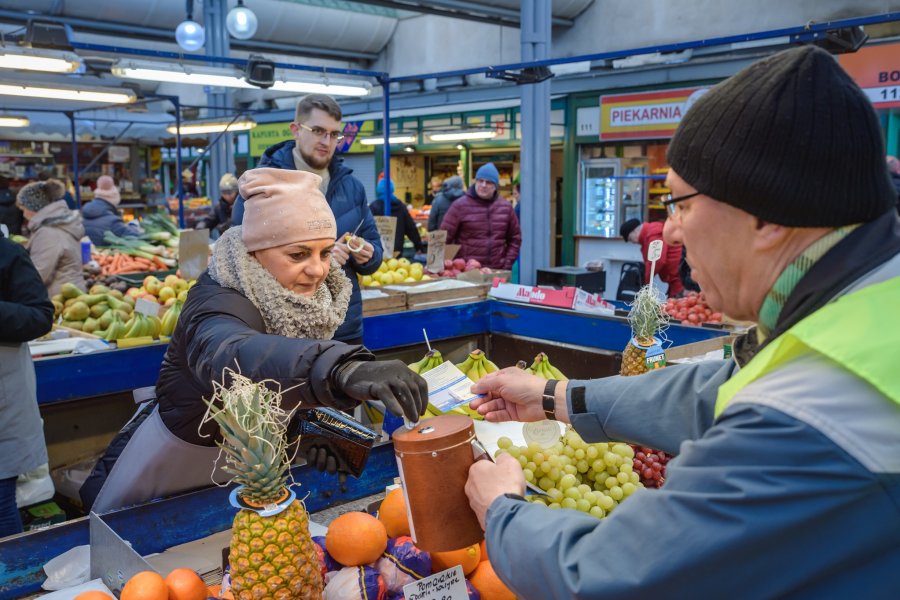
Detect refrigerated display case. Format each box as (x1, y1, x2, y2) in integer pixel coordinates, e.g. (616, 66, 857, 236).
(577, 158, 648, 238)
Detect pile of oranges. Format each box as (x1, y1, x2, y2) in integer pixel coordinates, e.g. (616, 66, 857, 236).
(75, 568, 209, 600)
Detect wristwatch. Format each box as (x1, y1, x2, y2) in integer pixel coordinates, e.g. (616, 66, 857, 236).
(542, 379, 558, 420)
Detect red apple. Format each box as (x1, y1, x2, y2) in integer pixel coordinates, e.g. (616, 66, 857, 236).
(452, 258, 466, 271)
(444, 259, 454, 269)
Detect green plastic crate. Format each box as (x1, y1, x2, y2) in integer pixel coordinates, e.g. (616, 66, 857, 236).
(115, 269, 178, 287)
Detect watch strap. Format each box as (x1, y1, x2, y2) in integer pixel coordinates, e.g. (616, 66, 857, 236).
(542, 379, 558, 420)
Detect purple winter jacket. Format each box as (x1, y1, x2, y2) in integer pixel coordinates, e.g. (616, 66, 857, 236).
(440, 187, 521, 269)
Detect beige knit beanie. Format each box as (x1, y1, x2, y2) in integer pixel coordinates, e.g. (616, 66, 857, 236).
(239, 168, 337, 252)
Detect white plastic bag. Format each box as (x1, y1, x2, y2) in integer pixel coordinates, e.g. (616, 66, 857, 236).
(16, 463, 56, 508)
(42, 545, 91, 591)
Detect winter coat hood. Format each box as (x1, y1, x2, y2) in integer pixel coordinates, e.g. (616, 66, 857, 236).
(29, 200, 84, 241)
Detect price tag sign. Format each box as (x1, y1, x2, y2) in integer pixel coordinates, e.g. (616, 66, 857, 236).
(403, 565, 468, 600)
(178, 228, 210, 281)
(523, 420, 562, 449)
(374, 215, 398, 258)
(647, 239, 663, 263)
(134, 298, 161, 318)
(425, 230, 447, 274)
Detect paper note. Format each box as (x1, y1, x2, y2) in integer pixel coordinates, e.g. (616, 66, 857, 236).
(420, 361, 483, 413)
(178, 228, 210, 281)
(403, 565, 468, 600)
(425, 229, 447, 274)
(374, 215, 398, 257)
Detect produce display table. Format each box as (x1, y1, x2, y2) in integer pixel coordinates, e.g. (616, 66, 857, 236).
(34, 300, 728, 406)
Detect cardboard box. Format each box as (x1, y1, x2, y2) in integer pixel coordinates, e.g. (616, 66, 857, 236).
(390, 280, 490, 310)
(488, 282, 615, 315)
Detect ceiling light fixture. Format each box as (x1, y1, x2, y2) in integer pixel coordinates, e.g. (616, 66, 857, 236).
(403, 145, 416, 153)
(359, 134, 416, 145)
(0, 47, 80, 73)
(226, 0, 258, 40)
(0, 115, 30, 128)
(166, 118, 257, 136)
(110, 59, 371, 97)
(175, 3, 205, 52)
(0, 83, 134, 104)
(429, 130, 497, 142)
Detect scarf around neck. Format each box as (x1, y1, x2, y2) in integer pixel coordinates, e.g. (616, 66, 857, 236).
(207, 227, 352, 340)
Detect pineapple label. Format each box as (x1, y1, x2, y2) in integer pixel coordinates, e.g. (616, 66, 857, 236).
(644, 341, 666, 370)
(523, 420, 562, 449)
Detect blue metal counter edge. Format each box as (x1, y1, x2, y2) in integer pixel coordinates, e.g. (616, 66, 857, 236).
(34, 300, 727, 405)
(0, 443, 400, 600)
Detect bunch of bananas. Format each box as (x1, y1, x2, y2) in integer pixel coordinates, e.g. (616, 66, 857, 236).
(456, 349, 499, 382)
(160, 299, 183, 337)
(407, 349, 444, 374)
(125, 313, 161, 338)
(523, 352, 568, 380)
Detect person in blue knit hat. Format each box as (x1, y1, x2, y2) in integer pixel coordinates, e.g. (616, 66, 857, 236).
(440, 162, 520, 269)
(369, 178, 425, 256)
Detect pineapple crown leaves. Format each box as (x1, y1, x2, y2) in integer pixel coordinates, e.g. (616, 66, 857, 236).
(200, 367, 302, 499)
(627, 284, 670, 342)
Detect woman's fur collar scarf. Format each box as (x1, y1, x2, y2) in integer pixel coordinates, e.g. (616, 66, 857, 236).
(207, 227, 352, 340)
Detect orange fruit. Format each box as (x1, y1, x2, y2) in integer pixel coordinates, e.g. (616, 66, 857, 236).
(326, 512, 388, 566)
(431, 543, 481, 576)
(378, 488, 410, 538)
(479, 538, 489, 562)
(121, 571, 168, 600)
(469, 560, 515, 600)
(165, 568, 207, 600)
(207, 584, 234, 599)
(75, 593, 114, 600)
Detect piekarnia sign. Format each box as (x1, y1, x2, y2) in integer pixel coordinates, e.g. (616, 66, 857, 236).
(599, 87, 709, 141)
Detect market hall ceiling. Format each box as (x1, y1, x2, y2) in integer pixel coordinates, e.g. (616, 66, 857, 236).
(0, 0, 594, 61)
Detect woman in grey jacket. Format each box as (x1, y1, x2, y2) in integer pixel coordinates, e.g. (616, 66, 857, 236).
(0, 236, 53, 536)
(17, 180, 87, 296)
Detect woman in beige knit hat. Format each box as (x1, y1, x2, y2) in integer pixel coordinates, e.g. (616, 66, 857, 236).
(84, 168, 427, 513)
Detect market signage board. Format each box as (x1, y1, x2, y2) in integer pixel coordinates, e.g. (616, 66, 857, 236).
(839, 43, 900, 109)
(374, 216, 398, 258)
(599, 87, 708, 141)
(249, 122, 293, 157)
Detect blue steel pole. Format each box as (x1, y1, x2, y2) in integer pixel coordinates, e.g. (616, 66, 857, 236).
(382, 77, 391, 219)
(174, 98, 186, 229)
(67, 112, 80, 209)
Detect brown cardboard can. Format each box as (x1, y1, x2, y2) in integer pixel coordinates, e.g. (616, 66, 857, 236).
(393, 414, 484, 552)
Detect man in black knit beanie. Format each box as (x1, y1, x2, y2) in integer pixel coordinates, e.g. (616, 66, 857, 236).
(462, 45, 900, 598)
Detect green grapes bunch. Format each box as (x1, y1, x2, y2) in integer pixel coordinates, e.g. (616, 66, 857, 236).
(495, 428, 643, 519)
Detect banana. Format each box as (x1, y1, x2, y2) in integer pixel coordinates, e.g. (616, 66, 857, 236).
(408, 355, 429, 373)
(546, 363, 568, 381)
(455, 355, 475, 374)
(146, 315, 162, 338)
(483, 358, 499, 373)
(123, 315, 142, 338)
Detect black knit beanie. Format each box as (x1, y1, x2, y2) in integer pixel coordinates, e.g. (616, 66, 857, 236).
(667, 45, 896, 227)
(620, 218, 641, 241)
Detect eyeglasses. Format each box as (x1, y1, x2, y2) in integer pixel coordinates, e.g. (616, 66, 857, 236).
(661, 191, 701, 219)
(297, 122, 344, 143)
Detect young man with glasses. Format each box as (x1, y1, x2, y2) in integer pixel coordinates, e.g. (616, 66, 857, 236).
(233, 94, 382, 344)
(619, 209, 685, 297)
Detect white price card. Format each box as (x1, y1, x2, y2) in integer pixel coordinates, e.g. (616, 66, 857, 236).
(134, 298, 161, 318)
(374, 215, 398, 258)
(420, 361, 483, 413)
(403, 565, 468, 600)
(178, 227, 210, 281)
(425, 229, 447, 274)
(647, 239, 663, 262)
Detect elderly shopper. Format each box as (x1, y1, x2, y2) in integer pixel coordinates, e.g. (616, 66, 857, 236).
(427, 175, 465, 232)
(82, 175, 139, 246)
(440, 163, 521, 269)
(464, 46, 900, 598)
(16, 179, 86, 296)
(198, 172, 239, 238)
(0, 236, 53, 537)
(84, 168, 427, 513)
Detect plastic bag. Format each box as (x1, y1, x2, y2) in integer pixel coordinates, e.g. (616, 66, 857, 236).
(324, 566, 386, 600)
(42, 545, 91, 591)
(376, 536, 431, 593)
(16, 463, 55, 508)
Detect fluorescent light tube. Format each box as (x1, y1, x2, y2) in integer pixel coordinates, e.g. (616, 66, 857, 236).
(0, 48, 80, 73)
(359, 135, 417, 145)
(429, 130, 497, 141)
(0, 116, 29, 127)
(166, 119, 257, 135)
(0, 83, 134, 104)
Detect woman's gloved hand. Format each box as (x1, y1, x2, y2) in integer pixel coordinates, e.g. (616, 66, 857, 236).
(333, 360, 428, 422)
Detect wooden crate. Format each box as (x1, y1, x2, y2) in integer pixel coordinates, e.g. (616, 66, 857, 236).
(401, 282, 490, 311)
(362, 289, 407, 317)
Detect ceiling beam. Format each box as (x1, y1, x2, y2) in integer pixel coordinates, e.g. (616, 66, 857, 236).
(0, 10, 378, 62)
(346, 0, 575, 27)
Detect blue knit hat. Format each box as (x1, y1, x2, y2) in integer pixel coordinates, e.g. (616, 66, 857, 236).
(475, 163, 500, 186)
(376, 178, 395, 199)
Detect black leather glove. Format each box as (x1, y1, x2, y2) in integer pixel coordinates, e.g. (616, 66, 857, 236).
(305, 445, 339, 474)
(333, 360, 428, 422)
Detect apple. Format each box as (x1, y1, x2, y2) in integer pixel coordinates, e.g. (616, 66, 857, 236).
(158, 287, 176, 302)
(444, 259, 454, 269)
(164, 275, 180, 289)
(177, 290, 188, 302)
(398, 258, 411, 267)
(452, 258, 466, 271)
(143, 276, 162, 295)
(126, 287, 142, 299)
(466, 259, 482, 270)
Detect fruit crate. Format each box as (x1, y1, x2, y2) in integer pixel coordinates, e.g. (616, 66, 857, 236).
(361, 289, 408, 317)
(389, 281, 491, 311)
(115, 269, 178, 287)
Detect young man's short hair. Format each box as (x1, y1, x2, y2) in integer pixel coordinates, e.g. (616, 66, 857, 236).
(295, 94, 342, 123)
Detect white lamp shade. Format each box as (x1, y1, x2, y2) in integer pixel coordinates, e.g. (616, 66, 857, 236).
(226, 6, 258, 40)
(175, 20, 206, 51)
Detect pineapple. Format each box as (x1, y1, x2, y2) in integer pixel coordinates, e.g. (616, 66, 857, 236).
(203, 372, 324, 600)
(621, 285, 668, 376)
